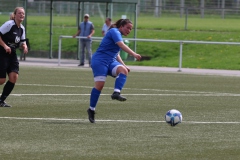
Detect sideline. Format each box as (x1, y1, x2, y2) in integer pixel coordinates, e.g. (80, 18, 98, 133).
(0, 116, 239, 124)
(19, 57, 240, 77)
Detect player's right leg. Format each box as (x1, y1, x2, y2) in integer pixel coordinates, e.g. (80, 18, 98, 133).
(0, 76, 12, 108)
(87, 81, 105, 123)
(0, 54, 11, 107)
(0, 77, 12, 107)
(0, 53, 19, 107)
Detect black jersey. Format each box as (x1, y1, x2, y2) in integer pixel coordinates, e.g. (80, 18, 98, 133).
(0, 20, 26, 54)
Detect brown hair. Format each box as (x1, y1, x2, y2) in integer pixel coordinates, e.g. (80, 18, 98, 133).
(108, 19, 132, 30)
(13, 7, 25, 15)
(9, 13, 14, 20)
(106, 17, 112, 22)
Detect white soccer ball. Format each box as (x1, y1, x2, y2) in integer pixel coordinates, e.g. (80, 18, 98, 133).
(165, 109, 182, 126)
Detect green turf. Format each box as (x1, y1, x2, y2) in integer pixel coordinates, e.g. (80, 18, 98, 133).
(0, 66, 240, 159)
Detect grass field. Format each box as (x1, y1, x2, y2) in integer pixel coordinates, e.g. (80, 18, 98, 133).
(0, 66, 240, 159)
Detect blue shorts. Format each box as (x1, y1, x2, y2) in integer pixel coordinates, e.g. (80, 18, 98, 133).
(91, 59, 122, 78)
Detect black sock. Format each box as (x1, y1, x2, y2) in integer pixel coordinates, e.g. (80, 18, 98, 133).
(0, 81, 15, 102)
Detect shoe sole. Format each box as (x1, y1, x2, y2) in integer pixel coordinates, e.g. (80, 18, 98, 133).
(0, 104, 12, 107)
(111, 96, 127, 101)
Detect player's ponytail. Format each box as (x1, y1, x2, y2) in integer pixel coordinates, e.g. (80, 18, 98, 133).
(9, 13, 14, 20)
(108, 19, 132, 30)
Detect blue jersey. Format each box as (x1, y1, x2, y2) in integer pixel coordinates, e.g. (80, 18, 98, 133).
(91, 28, 123, 78)
(92, 28, 122, 62)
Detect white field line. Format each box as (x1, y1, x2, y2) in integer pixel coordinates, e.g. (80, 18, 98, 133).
(0, 117, 239, 124)
(11, 93, 240, 96)
(16, 83, 237, 95)
(16, 83, 215, 94)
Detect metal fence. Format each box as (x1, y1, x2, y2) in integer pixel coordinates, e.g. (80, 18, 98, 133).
(58, 35, 240, 71)
(1, 0, 240, 17)
(1, 0, 240, 60)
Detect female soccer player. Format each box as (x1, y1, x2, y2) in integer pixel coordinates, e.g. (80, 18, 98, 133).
(0, 7, 28, 107)
(87, 19, 141, 123)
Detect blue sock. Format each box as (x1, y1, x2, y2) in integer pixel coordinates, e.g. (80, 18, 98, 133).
(90, 88, 101, 110)
(114, 73, 127, 92)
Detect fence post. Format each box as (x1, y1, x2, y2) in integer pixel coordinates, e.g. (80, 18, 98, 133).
(58, 36, 62, 66)
(185, 8, 188, 30)
(178, 41, 183, 72)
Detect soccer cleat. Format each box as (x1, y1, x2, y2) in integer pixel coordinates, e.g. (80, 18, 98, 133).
(87, 108, 95, 123)
(78, 63, 84, 66)
(0, 101, 12, 107)
(111, 92, 127, 101)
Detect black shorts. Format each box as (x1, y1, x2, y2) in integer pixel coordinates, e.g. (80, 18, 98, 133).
(0, 52, 19, 78)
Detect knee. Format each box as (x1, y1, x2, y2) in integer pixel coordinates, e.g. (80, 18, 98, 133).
(0, 79, 6, 85)
(95, 85, 104, 91)
(95, 82, 105, 91)
(8, 73, 18, 84)
(117, 67, 128, 76)
(9, 79, 17, 84)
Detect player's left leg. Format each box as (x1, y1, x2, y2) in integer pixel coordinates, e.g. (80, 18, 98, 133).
(109, 63, 128, 101)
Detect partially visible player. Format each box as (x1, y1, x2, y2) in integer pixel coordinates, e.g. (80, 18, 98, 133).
(0, 7, 28, 107)
(87, 19, 141, 123)
(102, 17, 112, 36)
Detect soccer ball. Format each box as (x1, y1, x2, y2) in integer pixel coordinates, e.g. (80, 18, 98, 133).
(165, 109, 182, 126)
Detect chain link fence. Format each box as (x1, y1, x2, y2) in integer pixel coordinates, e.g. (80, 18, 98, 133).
(0, 0, 240, 59)
(1, 0, 240, 17)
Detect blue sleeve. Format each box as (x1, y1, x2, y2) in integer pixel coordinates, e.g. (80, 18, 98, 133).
(109, 29, 122, 44)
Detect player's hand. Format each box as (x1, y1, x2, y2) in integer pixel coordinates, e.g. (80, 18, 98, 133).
(23, 47, 28, 54)
(20, 44, 28, 54)
(134, 53, 141, 61)
(4, 46, 11, 54)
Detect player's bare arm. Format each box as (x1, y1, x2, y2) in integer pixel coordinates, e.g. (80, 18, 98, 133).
(116, 54, 130, 72)
(117, 41, 141, 61)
